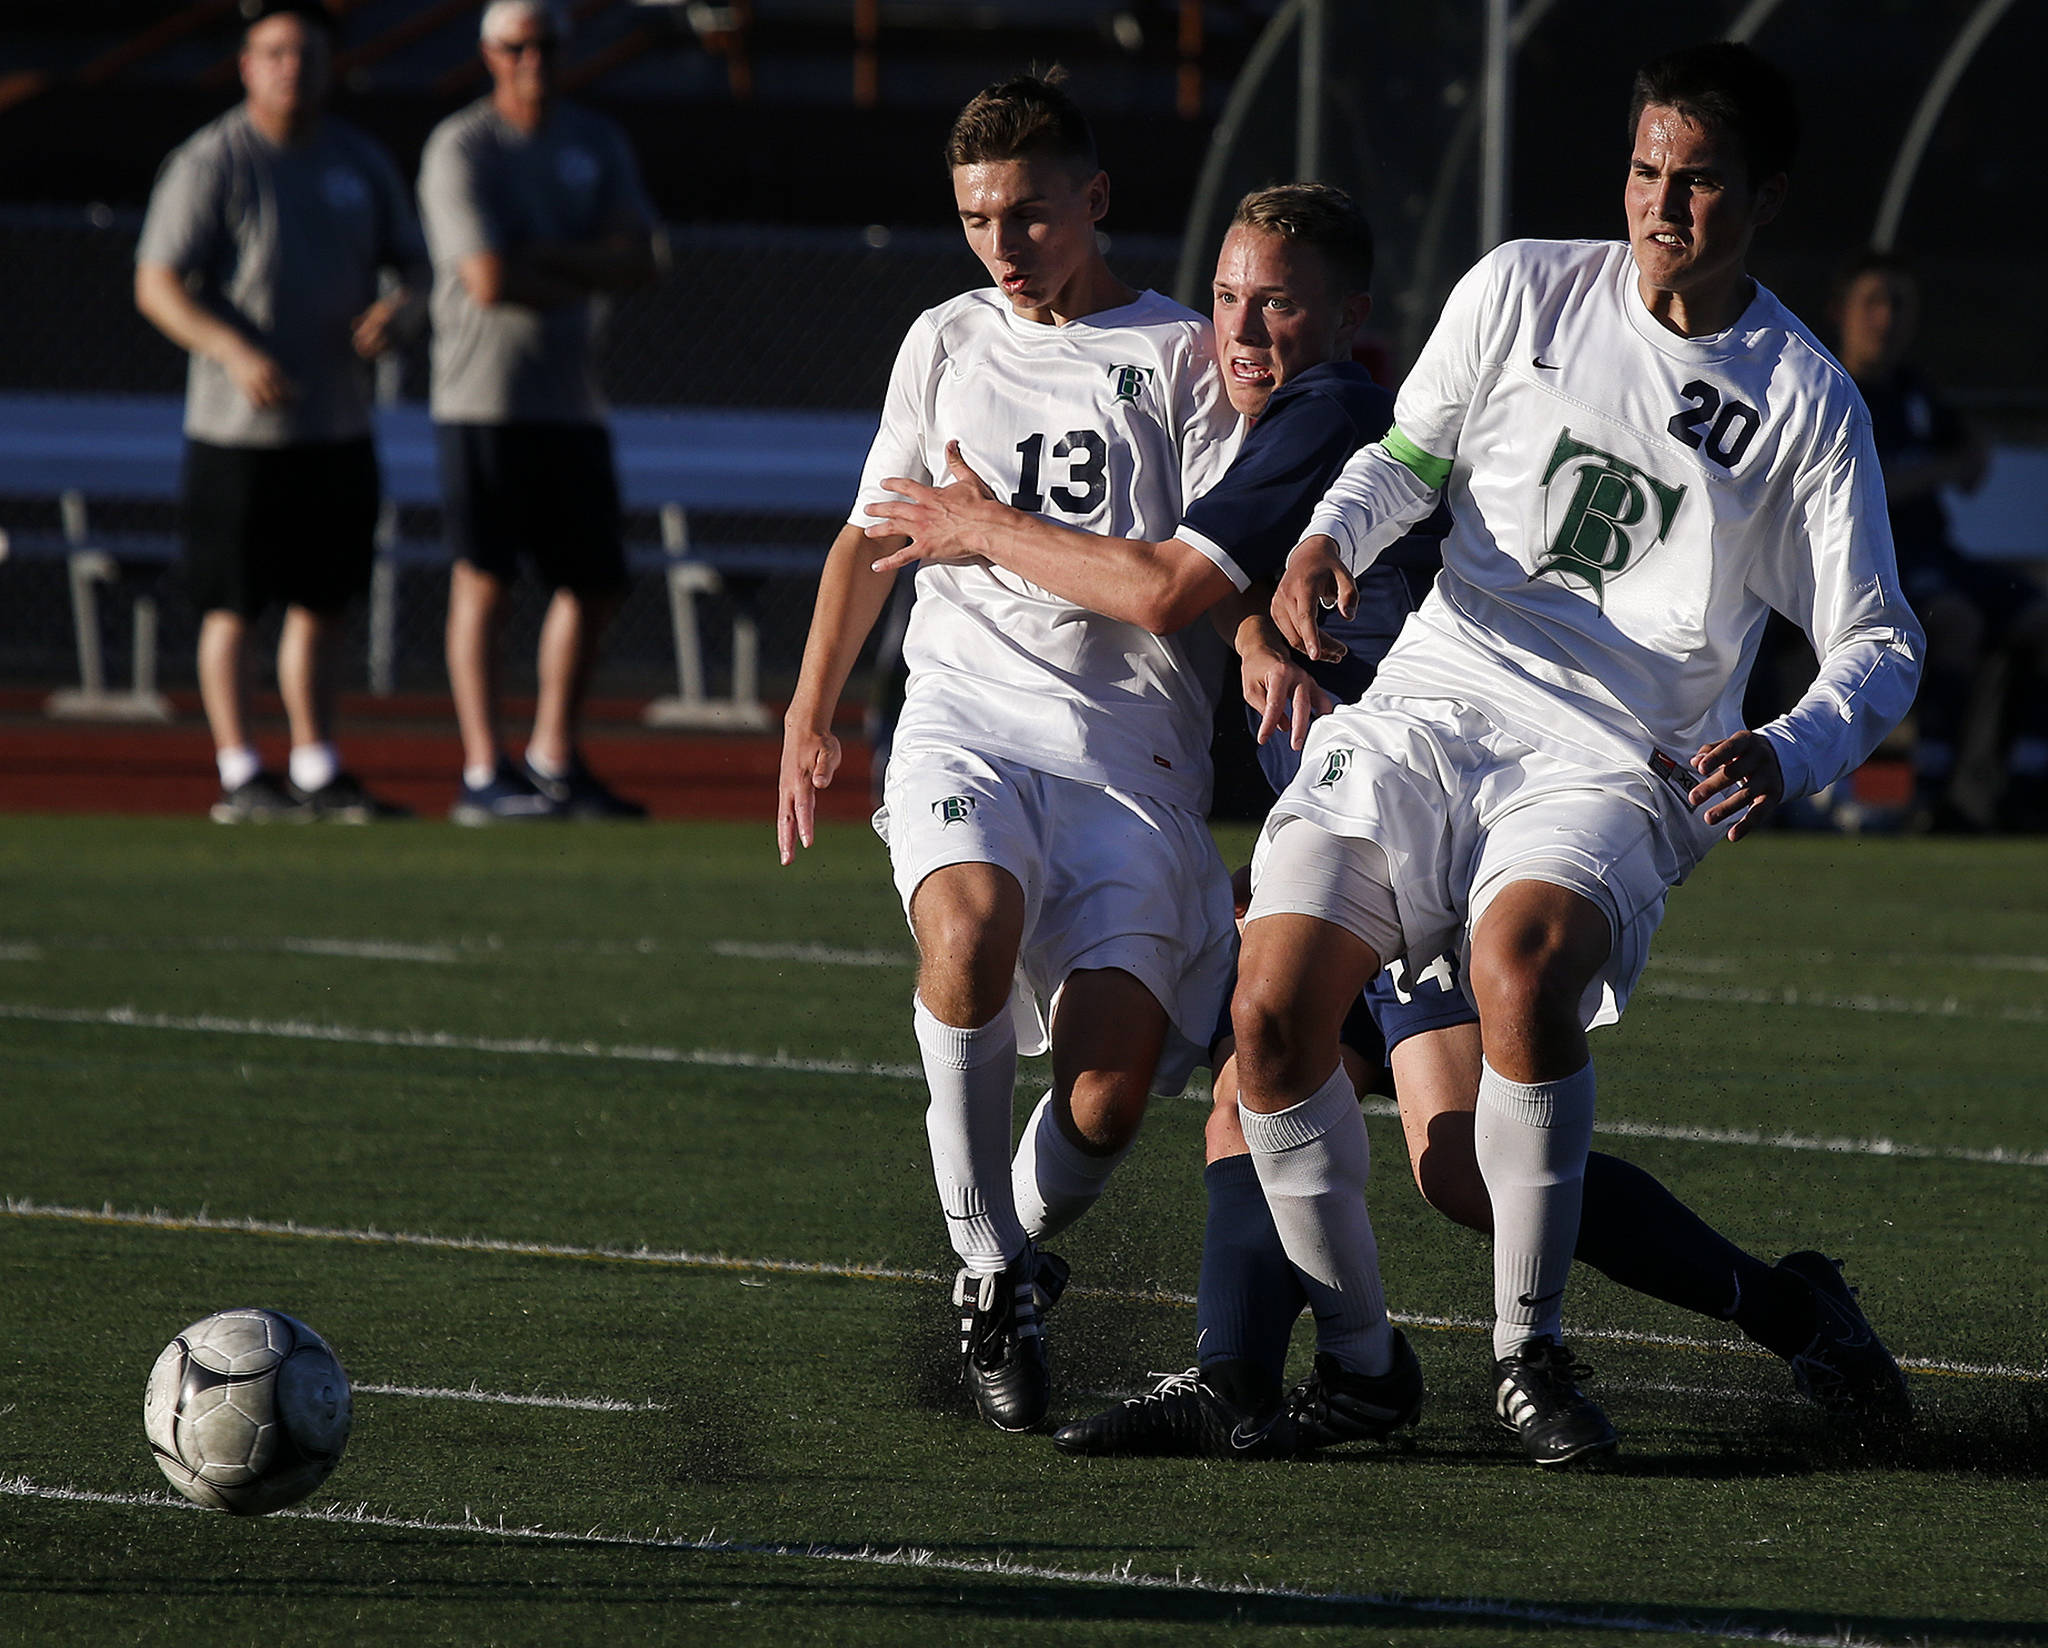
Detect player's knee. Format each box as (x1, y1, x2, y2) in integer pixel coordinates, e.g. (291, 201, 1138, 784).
(1469, 909, 1603, 1033)
(1229, 976, 1317, 1093)
(1062, 1075, 1148, 1155)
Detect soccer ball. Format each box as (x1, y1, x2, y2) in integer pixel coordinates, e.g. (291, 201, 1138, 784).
(144, 1308, 352, 1515)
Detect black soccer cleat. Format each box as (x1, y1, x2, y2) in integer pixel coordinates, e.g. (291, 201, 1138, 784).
(1775, 1250, 1912, 1426)
(1288, 1329, 1425, 1450)
(954, 1245, 1067, 1432)
(1052, 1368, 1298, 1460)
(1493, 1337, 1619, 1469)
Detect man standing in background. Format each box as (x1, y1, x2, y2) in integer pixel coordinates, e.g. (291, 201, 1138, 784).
(419, 0, 660, 824)
(136, 0, 424, 823)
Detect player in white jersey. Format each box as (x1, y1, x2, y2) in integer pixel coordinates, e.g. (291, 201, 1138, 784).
(1240, 42, 1924, 1467)
(777, 74, 1261, 1434)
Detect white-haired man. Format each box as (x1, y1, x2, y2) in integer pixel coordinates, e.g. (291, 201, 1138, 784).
(419, 0, 660, 822)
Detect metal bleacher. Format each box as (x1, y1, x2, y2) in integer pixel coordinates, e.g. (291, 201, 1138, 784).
(0, 392, 876, 727)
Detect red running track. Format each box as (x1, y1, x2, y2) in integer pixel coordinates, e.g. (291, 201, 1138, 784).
(0, 689, 875, 824)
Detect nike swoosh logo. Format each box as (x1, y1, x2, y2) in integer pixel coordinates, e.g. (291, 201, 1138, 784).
(1532, 356, 1560, 370)
(1229, 1417, 1282, 1452)
(1516, 1289, 1564, 1310)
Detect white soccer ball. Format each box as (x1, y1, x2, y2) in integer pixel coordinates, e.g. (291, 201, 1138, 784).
(144, 1308, 352, 1516)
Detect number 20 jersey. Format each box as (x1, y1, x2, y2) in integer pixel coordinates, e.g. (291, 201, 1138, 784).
(853, 287, 1242, 816)
(1308, 239, 1922, 804)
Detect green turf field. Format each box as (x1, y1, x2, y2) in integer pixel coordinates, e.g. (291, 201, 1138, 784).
(2, 816, 2044, 1646)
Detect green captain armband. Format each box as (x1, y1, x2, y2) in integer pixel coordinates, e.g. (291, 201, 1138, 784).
(1382, 428, 1452, 490)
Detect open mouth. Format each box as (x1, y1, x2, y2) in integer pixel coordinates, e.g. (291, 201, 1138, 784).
(1229, 357, 1274, 387)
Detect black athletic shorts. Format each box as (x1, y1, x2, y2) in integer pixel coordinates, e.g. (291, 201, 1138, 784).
(182, 437, 380, 619)
(436, 421, 628, 595)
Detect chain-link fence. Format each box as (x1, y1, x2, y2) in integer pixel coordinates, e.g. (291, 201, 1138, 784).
(0, 205, 1183, 704)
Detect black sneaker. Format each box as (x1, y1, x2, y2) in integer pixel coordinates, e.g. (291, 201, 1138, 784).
(1493, 1337, 1618, 1468)
(1052, 1368, 1298, 1459)
(524, 755, 647, 820)
(955, 1245, 1067, 1432)
(210, 772, 310, 824)
(450, 760, 561, 826)
(295, 771, 412, 823)
(1288, 1330, 1425, 1450)
(1775, 1251, 1912, 1425)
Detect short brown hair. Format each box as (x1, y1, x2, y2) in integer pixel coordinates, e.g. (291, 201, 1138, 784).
(1230, 183, 1375, 294)
(945, 71, 1097, 175)
(1628, 41, 1798, 185)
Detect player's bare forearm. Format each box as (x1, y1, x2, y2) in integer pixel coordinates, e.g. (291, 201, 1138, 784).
(778, 523, 904, 863)
(865, 440, 1229, 632)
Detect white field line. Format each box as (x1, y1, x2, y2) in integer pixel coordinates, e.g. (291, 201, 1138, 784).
(10, 996, 2043, 1172)
(0, 1475, 1908, 1647)
(0, 1001, 924, 1082)
(1640, 977, 2048, 1027)
(8, 1198, 2041, 1386)
(1653, 952, 2048, 976)
(354, 1383, 666, 1413)
(711, 940, 913, 968)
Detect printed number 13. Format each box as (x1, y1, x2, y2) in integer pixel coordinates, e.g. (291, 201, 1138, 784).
(1012, 430, 1109, 515)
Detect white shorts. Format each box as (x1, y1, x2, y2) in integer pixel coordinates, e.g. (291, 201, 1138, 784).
(876, 740, 1237, 1094)
(1248, 697, 1708, 1030)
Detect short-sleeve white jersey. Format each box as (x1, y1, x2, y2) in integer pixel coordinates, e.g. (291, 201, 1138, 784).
(1304, 239, 1923, 802)
(854, 287, 1242, 814)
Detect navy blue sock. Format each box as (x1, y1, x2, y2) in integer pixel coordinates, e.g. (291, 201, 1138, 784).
(1577, 1152, 1814, 1356)
(1195, 1153, 1307, 1402)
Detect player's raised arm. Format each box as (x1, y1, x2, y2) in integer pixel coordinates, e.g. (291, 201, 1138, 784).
(777, 522, 904, 864)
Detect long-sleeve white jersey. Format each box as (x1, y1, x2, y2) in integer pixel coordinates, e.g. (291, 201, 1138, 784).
(853, 287, 1242, 815)
(1303, 239, 1923, 803)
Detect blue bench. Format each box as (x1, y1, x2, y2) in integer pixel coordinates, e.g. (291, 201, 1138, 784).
(0, 393, 877, 723)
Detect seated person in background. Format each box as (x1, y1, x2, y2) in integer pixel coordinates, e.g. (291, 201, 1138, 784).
(1832, 248, 2048, 832)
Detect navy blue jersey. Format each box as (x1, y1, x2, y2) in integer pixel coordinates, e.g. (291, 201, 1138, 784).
(1180, 360, 1444, 714)
(1193, 363, 1475, 1065)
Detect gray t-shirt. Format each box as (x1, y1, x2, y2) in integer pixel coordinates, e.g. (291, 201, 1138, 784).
(418, 99, 655, 426)
(136, 107, 426, 448)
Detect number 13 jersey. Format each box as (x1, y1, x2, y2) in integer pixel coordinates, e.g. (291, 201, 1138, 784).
(853, 287, 1242, 815)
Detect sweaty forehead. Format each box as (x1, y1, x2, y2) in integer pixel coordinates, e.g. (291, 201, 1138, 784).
(1215, 226, 1329, 293)
(1633, 105, 1738, 171)
(952, 156, 1085, 210)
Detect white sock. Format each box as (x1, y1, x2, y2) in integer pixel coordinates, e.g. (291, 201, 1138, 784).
(1475, 1058, 1597, 1359)
(464, 761, 499, 790)
(216, 745, 261, 791)
(1011, 1090, 1133, 1243)
(915, 996, 1024, 1277)
(1239, 1064, 1393, 1376)
(288, 742, 339, 794)
(525, 745, 571, 781)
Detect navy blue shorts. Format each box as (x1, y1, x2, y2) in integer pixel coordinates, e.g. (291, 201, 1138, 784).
(1209, 950, 1478, 1091)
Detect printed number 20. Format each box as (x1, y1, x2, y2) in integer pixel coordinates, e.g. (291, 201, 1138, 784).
(1667, 380, 1760, 468)
(1012, 430, 1108, 514)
